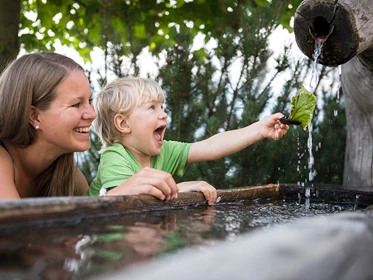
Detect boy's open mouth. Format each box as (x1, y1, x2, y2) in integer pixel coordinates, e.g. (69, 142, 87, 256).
(153, 125, 166, 143)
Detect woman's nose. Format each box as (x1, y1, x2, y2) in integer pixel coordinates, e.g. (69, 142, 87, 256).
(83, 104, 96, 120)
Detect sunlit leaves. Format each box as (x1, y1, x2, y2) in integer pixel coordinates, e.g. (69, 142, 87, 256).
(20, 0, 302, 63)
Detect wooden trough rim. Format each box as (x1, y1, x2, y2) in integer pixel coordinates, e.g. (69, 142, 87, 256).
(1, 183, 373, 229)
(0, 184, 281, 227)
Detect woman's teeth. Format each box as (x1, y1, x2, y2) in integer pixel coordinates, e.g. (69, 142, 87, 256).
(74, 127, 90, 133)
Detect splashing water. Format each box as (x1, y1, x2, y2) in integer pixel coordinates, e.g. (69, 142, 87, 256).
(305, 187, 311, 210)
(337, 65, 342, 101)
(307, 122, 316, 182)
(309, 43, 324, 89)
(354, 194, 360, 210)
(306, 43, 323, 185)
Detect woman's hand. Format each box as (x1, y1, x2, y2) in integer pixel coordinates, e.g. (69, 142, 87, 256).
(178, 181, 217, 205)
(107, 167, 178, 201)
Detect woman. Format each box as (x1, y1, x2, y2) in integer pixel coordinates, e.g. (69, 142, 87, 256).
(0, 52, 96, 198)
(0, 52, 179, 199)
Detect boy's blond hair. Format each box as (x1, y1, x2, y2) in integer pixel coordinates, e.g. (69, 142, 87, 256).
(94, 77, 165, 148)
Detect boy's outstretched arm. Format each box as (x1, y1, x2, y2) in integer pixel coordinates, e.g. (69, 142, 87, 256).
(187, 112, 289, 164)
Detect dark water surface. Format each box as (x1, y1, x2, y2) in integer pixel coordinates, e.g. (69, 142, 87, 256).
(0, 195, 362, 280)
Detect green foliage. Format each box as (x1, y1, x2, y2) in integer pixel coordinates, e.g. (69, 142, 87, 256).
(21, 0, 342, 189)
(19, 0, 303, 63)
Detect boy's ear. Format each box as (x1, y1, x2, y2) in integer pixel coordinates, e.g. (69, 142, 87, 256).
(29, 106, 41, 129)
(114, 114, 131, 133)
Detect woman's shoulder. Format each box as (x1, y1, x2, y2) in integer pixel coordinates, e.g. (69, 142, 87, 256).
(0, 142, 17, 196)
(0, 142, 13, 163)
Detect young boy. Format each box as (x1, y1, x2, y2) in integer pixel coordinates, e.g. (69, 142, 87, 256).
(87, 77, 288, 204)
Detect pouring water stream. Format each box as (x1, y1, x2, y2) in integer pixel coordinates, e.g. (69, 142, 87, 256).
(304, 42, 324, 209)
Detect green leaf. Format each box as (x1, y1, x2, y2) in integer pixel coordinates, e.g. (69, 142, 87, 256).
(289, 85, 317, 129)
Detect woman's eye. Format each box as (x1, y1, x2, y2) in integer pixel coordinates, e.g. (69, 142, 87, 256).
(89, 98, 93, 104)
(72, 103, 80, 108)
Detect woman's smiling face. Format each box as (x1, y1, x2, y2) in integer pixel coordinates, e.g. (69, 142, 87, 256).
(36, 70, 96, 154)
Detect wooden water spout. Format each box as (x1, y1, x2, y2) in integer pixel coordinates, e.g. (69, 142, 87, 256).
(294, 0, 373, 190)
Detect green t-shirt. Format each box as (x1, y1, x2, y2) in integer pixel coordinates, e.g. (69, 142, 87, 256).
(87, 140, 191, 196)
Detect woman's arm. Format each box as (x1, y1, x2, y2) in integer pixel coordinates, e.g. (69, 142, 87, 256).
(76, 168, 89, 196)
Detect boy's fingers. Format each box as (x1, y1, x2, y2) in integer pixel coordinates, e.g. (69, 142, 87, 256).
(140, 168, 178, 198)
(208, 189, 218, 205)
(200, 184, 218, 205)
(210, 188, 218, 204)
(138, 185, 166, 200)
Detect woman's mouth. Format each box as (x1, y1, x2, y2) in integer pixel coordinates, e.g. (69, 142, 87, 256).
(73, 127, 90, 133)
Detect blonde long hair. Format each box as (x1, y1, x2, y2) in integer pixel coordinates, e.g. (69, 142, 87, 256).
(0, 52, 85, 197)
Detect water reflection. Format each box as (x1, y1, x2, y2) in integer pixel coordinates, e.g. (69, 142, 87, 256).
(0, 199, 359, 279)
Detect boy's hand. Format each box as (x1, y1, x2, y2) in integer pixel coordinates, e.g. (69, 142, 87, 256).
(107, 167, 178, 200)
(177, 181, 217, 205)
(260, 112, 289, 140)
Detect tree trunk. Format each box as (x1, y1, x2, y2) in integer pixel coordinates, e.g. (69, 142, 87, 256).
(342, 50, 373, 189)
(294, 0, 373, 190)
(0, 0, 21, 72)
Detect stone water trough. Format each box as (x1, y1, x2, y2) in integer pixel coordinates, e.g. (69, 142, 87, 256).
(1, 183, 373, 280)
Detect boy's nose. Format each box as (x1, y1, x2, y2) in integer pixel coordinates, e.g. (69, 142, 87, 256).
(160, 110, 168, 119)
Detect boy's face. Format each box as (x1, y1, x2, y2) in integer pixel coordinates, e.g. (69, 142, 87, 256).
(125, 101, 167, 159)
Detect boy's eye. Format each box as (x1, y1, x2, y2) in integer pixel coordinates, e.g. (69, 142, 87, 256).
(150, 105, 155, 110)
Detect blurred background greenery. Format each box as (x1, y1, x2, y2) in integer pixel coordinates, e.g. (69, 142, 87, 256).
(0, 0, 345, 188)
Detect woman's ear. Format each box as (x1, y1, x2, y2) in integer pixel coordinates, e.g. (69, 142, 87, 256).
(29, 106, 41, 129)
(114, 114, 131, 133)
